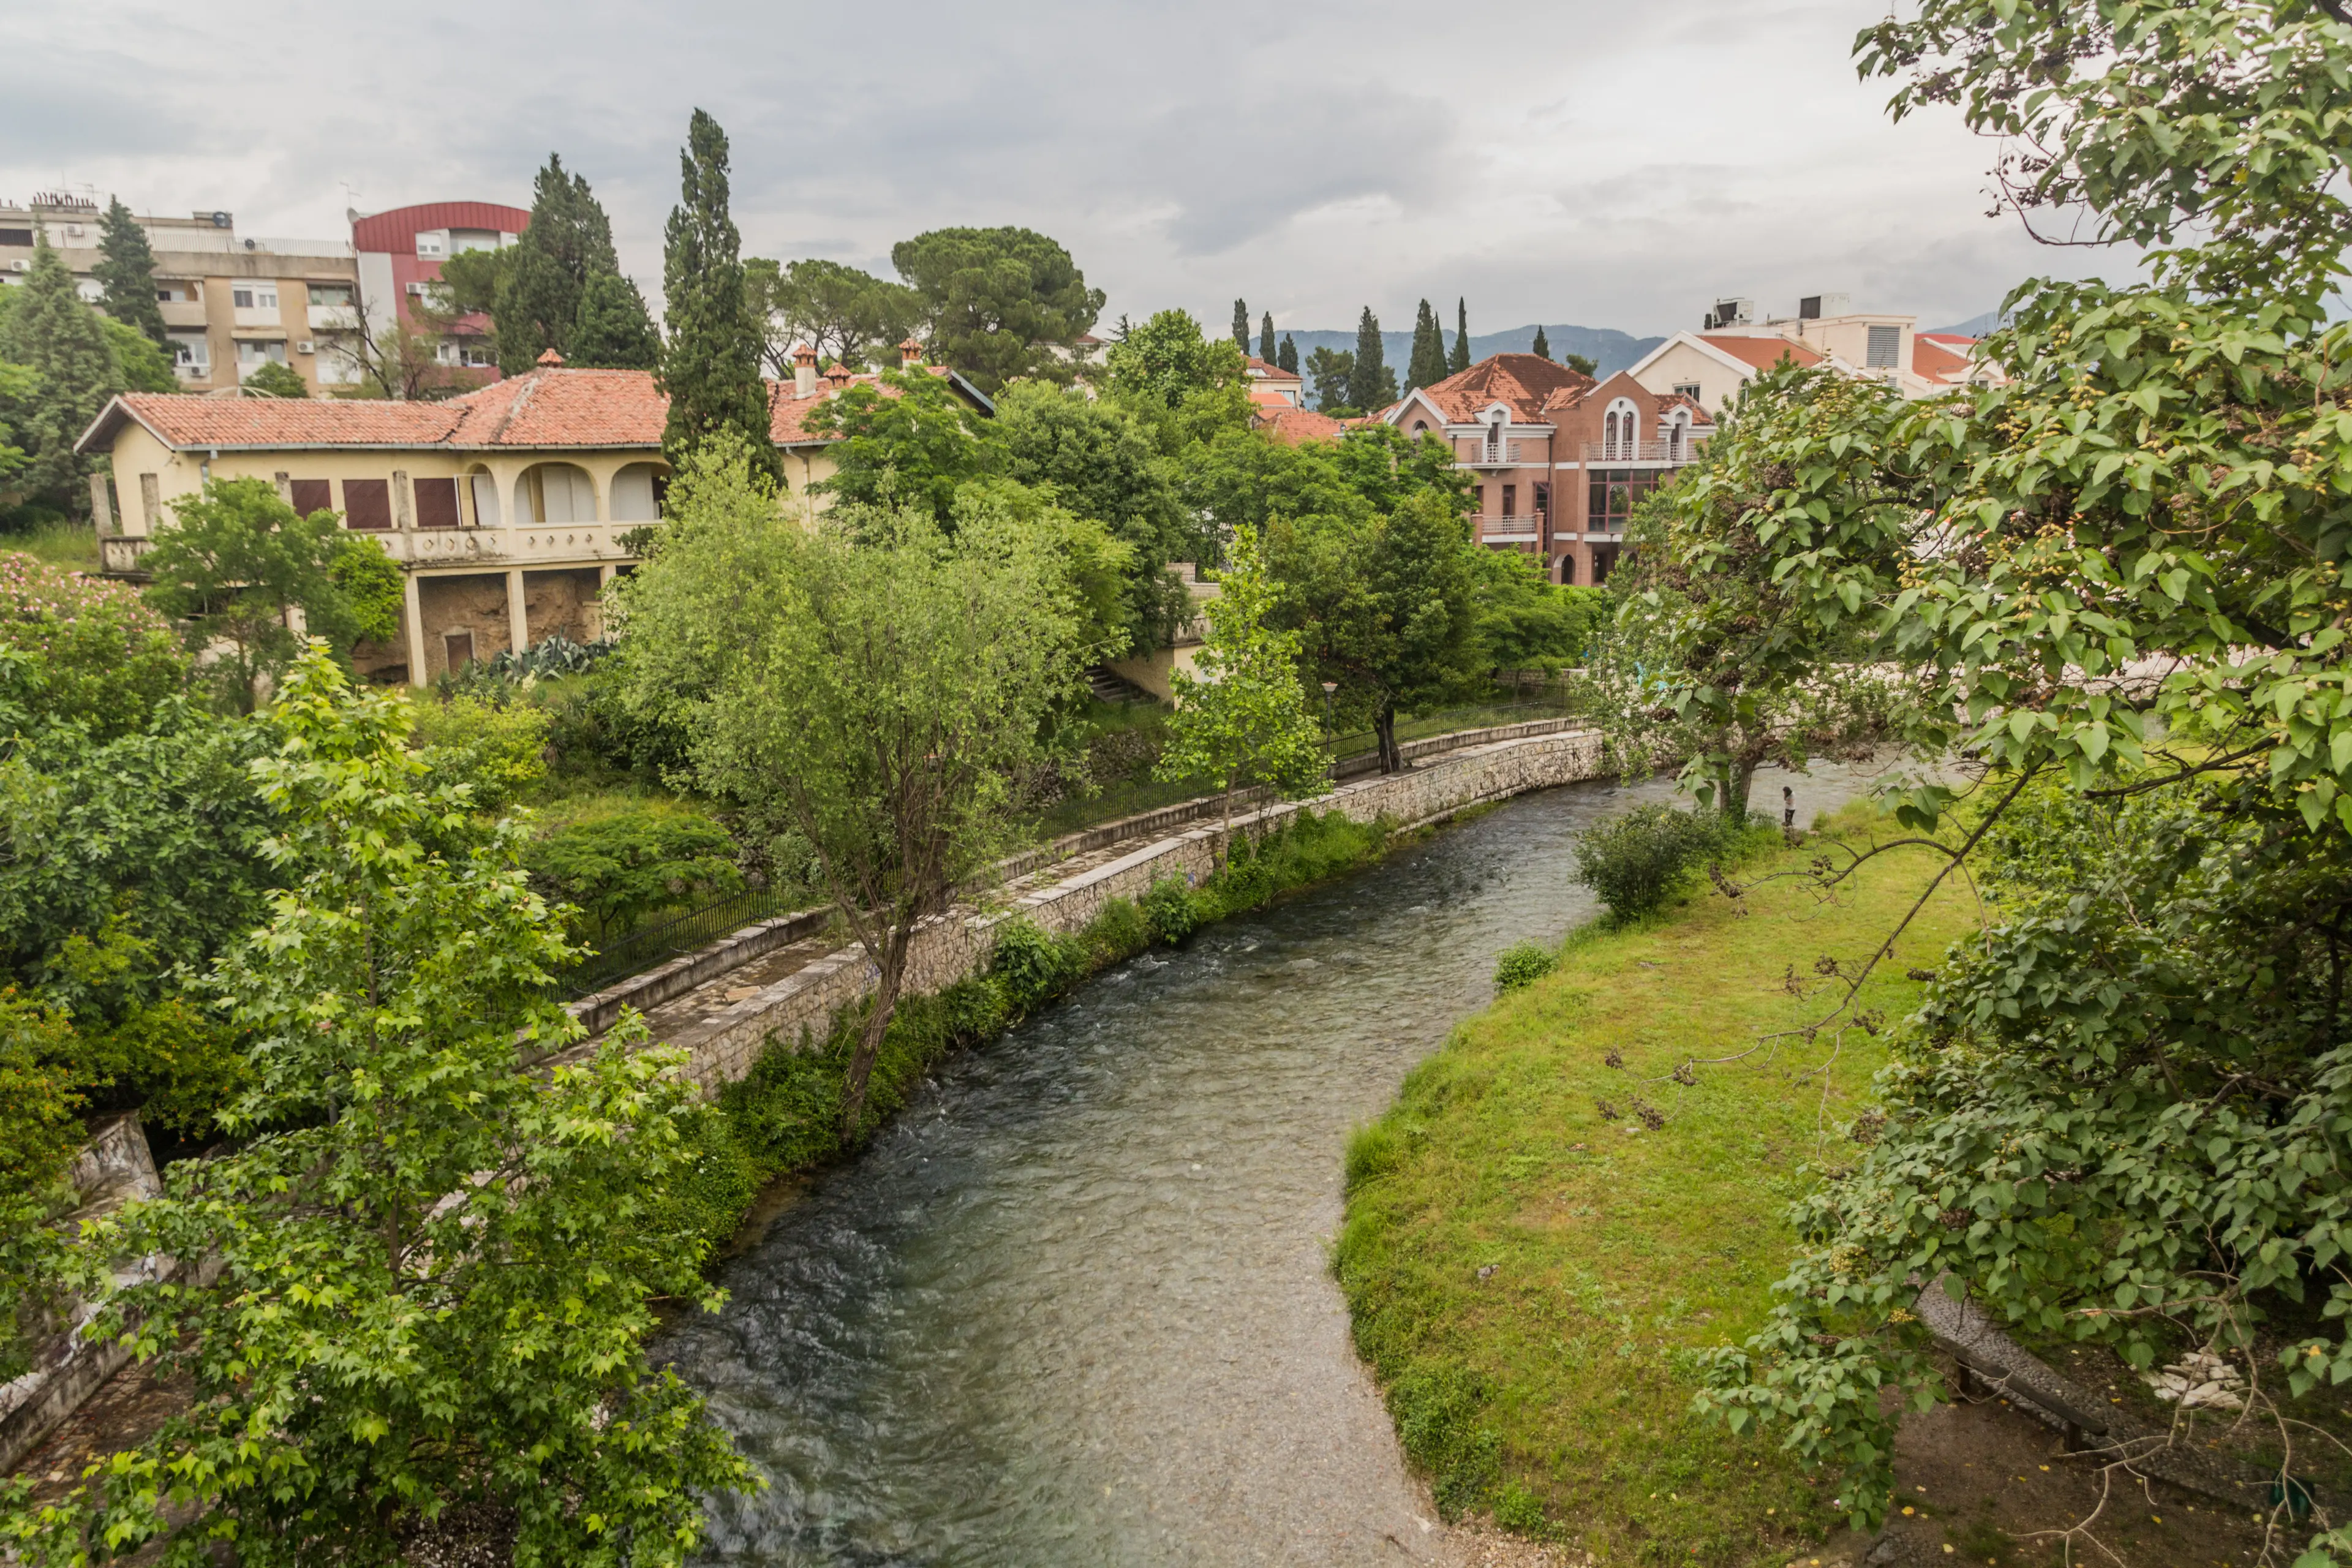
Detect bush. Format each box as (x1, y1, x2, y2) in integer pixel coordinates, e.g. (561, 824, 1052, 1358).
(409, 693, 550, 811)
(0, 552, 187, 737)
(1570, 804, 1741, 924)
(522, 802, 743, 941)
(1081, 897, 1150, 968)
(1198, 809, 1390, 922)
(1492, 940, 1557, 993)
(643, 1102, 761, 1257)
(1142, 874, 1202, 944)
(989, 917, 1082, 1014)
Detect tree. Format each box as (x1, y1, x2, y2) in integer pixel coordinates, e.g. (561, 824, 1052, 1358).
(139, 478, 404, 712)
(891, 226, 1105, 394)
(803, 367, 993, 523)
(1259, 311, 1275, 364)
(1266, 488, 1484, 773)
(1449, 298, 1471, 374)
(660, 111, 778, 481)
(435, 245, 509, 318)
(1231, 298, 1250, 353)
(744, 257, 919, 375)
(1406, 298, 1448, 391)
(237, 359, 308, 398)
(0, 235, 118, 512)
(1562, 351, 1596, 377)
(0, 649, 755, 1566)
(615, 438, 1088, 1134)
(494, 153, 628, 376)
(567, 270, 662, 370)
(1530, 324, 1550, 360)
(92, 198, 167, 347)
(1346, 307, 1398, 413)
(1467, 548, 1605, 672)
(1277, 333, 1298, 375)
(1101, 308, 1245, 410)
(1155, 524, 1328, 824)
(1305, 346, 1355, 413)
(100, 318, 175, 393)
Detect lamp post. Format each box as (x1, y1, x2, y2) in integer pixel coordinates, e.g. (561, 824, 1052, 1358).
(1320, 680, 1336, 733)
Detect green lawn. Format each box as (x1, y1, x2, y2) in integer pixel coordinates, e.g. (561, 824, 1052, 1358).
(1336, 806, 1978, 1565)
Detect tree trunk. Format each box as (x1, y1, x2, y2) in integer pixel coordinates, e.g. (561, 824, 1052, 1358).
(1723, 758, 1760, 825)
(839, 924, 910, 1139)
(1375, 704, 1402, 775)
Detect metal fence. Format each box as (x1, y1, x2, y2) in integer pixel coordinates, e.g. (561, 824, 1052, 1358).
(560, 883, 797, 1001)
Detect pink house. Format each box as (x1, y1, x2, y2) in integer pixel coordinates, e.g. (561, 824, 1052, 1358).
(352, 200, 530, 380)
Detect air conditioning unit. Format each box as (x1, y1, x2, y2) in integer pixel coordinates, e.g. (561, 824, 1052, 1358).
(296, 340, 314, 355)
(8, 259, 26, 273)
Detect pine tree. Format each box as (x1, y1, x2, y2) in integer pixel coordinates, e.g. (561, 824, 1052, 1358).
(1346, 307, 1398, 413)
(1450, 298, 1471, 374)
(93, 197, 168, 347)
(1232, 298, 1250, 354)
(1259, 311, 1275, 364)
(660, 110, 778, 479)
(1532, 324, 1551, 361)
(1277, 333, 1298, 375)
(1, 233, 121, 511)
(567, 271, 662, 370)
(1406, 298, 1448, 391)
(496, 154, 625, 375)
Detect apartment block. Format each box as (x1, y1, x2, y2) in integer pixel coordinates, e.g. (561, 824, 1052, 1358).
(351, 201, 529, 379)
(0, 194, 359, 393)
(1628, 293, 1996, 415)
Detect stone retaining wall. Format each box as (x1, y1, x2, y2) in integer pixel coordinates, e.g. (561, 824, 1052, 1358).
(663, 726, 1605, 1088)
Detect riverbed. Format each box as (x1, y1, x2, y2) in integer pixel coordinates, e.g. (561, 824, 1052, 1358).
(667, 763, 1909, 1567)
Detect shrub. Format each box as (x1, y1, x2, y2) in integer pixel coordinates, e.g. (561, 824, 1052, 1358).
(1081, 897, 1150, 968)
(522, 802, 743, 941)
(989, 916, 1082, 1014)
(1142, 874, 1202, 944)
(1199, 809, 1390, 921)
(1492, 940, 1557, 993)
(644, 1102, 761, 1257)
(409, 693, 551, 811)
(1570, 804, 1736, 924)
(0, 552, 187, 737)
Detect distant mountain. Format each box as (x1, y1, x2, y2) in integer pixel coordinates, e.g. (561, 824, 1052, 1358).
(1924, 311, 2010, 337)
(1267, 323, 1666, 381)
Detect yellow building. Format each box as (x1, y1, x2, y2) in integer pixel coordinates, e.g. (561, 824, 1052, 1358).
(75, 352, 991, 684)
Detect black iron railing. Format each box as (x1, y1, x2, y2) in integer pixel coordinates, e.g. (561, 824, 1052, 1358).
(560, 883, 797, 1001)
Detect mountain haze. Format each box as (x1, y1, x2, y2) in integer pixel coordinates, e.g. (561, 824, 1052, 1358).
(1261, 323, 1667, 380)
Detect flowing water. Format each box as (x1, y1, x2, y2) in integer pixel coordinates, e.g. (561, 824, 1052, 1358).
(669, 763, 1905, 1567)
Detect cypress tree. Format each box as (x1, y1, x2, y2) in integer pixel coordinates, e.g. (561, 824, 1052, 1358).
(660, 109, 778, 479)
(93, 197, 168, 347)
(567, 271, 662, 370)
(496, 154, 625, 375)
(1449, 298, 1471, 374)
(1259, 311, 1275, 364)
(1532, 324, 1551, 360)
(1345, 307, 1398, 413)
(1406, 298, 1449, 391)
(1277, 333, 1298, 374)
(2, 233, 122, 510)
(1232, 298, 1250, 354)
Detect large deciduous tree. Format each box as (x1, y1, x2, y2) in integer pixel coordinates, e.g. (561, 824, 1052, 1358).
(744, 256, 921, 375)
(1305, 345, 1355, 413)
(802, 368, 994, 524)
(92, 198, 167, 348)
(0, 649, 756, 1567)
(890, 226, 1104, 394)
(660, 112, 778, 480)
(615, 438, 1087, 1133)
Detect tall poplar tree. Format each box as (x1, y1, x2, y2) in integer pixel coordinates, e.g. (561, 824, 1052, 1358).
(1406, 298, 1448, 391)
(1531, 324, 1551, 360)
(1258, 311, 1275, 364)
(1277, 333, 1298, 374)
(1450, 298, 1471, 373)
(1345, 306, 1397, 413)
(1231, 298, 1250, 354)
(93, 198, 168, 347)
(1, 234, 119, 511)
(659, 110, 778, 480)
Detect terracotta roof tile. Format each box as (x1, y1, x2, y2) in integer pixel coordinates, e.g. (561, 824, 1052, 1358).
(1698, 334, 1823, 371)
(1408, 353, 1596, 423)
(1253, 405, 1344, 445)
(1911, 335, 1977, 385)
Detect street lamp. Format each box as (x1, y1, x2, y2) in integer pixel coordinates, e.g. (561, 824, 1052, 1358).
(1320, 680, 1337, 732)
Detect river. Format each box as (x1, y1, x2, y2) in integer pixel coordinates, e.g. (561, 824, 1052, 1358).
(667, 763, 1904, 1567)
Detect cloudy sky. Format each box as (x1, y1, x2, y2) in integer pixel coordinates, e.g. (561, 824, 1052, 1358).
(4, 0, 2133, 338)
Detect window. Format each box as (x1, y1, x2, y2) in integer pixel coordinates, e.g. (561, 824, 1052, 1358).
(1587, 468, 1660, 535)
(1411, 420, 1428, 434)
(1558, 553, 1575, 585)
(458, 342, 494, 368)
(157, 282, 197, 303)
(75, 278, 103, 303)
(167, 331, 209, 370)
(1866, 324, 1900, 369)
(0, 228, 32, 247)
(415, 232, 447, 258)
(342, 478, 392, 531)
(232, 284, 279, 311)
(236, 339, 288, 371)
(1484, 416, 1503, 462)
(288, 480, 332, 517)
(1672, 381, 1701, 403)
(1533, 481, 1550, 517)
(307, 282, 353, 306)
(1473, 484, 1488, 516)
(1501, 484, 1517, 519)
(413, 477, 461, 529)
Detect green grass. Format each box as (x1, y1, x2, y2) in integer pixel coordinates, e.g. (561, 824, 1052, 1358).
(3, 519, 102, 571)
(1335, 803, 1979, 1565)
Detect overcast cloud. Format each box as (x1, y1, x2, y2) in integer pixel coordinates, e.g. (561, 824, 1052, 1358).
(0, 0, 2134, 337)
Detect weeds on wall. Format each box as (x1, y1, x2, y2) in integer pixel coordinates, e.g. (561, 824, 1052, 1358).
(653, 807, 1396, 1255)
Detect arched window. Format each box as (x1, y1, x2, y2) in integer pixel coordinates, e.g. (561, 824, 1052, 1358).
(609, 461, 669, 521)
(1411, 420, 1428, 435)
(521, 462, 597, 524)
(1603, 398, 1640, 462)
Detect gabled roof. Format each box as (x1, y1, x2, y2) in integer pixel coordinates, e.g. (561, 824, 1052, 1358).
(1625, 330, 1826, 386)
(1252, 405, 1345, 445)
(1396, 353, 1596, 424)
(77, 364, 992, 457)
(1911, 334, 1979, 386)
(1243, 355, 1301, 382)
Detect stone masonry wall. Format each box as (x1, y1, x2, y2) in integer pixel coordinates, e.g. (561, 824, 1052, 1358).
(661, 727, 1605, 1088)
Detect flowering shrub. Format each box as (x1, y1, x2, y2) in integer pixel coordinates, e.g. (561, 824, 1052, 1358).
(0, 551, 185, 736)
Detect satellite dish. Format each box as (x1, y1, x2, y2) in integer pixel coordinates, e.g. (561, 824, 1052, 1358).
(210, 211, 230, 228)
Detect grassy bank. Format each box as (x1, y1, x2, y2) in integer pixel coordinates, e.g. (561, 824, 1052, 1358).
(649, 806, 1400, 1253)
(1335, 804, 1978, 1565)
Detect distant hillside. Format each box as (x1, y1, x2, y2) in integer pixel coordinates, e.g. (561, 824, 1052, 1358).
(1264, 323, 1665, 381)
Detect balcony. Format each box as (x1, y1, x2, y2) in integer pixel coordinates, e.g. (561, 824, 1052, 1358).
(308, 304, 358, 331)
(158, 299, 208, 329)
(1479, 517, 1541, 543)
(1581, 441, 1701, 465)
(368, 520, 640, 568)
(99, 536, 156, 578)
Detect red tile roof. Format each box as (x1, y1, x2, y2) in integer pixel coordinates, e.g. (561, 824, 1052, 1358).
(1406, 353, 1596, 423)
(80, 365, 977, 456)
(1251, 405, 1345, 445)
(1912, 334, 1978, 385)
(1697, 334, 1824, 371)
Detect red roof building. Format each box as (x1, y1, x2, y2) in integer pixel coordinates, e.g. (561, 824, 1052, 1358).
(351, 200, 533, 383)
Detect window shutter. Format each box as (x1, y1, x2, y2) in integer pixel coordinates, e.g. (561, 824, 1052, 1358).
(342, 479, 392, 530)
(288, 480, 331, 516)
(413, 477, 461, 529)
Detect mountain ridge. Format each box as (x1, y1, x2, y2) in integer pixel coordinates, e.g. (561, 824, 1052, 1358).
(1249, 323, 1667, 382)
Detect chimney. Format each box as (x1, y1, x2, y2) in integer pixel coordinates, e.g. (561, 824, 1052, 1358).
(536, 348, 565, 368)
(824, 361, 854, 391)
(792, 342, 818, 398)
(898, 336, 924, 369)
